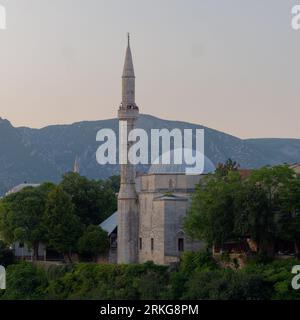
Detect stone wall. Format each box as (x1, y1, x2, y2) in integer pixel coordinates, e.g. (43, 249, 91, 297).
(137, 173, 204, 265)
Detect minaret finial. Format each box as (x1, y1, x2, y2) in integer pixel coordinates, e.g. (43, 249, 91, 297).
(127, 32, 130, 46)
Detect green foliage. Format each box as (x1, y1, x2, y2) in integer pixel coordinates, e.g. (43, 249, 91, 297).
(215, 158, 240, 177)
(183, 269, 269, 300)
(242, 165, 296, 254)
(277, 177, 300, 247)
(185, 164, 300, 257)
(165, 251, 218, 299)
(1, 163, 299, 300)
(45, 262, 169, 300)
(179, 251, 218, 276)
(0, 175, 117, 263)
(60, 173, 117, 226)
(103, 175, 120, 194)
(1, 262, 48, 300)
(0, 256, 300, 300)
(234, 181, 274, 254)
(184, 171, 241, 246)
(44, 186, 82, 259)
(77, 225, 109, 261)
(245, 259, 300, 300)
(0, 183, 55, 259)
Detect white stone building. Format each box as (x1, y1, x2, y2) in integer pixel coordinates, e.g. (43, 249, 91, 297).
(100, 36, 215, 265)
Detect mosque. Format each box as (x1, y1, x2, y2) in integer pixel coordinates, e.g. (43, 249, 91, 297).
(100, 36, 216, 265)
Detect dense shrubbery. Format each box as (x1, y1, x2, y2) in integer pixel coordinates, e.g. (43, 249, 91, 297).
(244, 258, 300, 300)
(0, 261, 170, 300)
(1, 253, 299, 300)
(0, 262, 48, 300)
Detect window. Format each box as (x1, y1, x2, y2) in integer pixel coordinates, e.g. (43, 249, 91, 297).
(178, 238, 184, 252)
(139, 238, 142, 250)
(151, 238, 154, 251)
(169, 179, 174, 190)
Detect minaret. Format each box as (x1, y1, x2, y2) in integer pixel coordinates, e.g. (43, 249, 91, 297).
(73, 156, 80, 174)
(117, 34, 139, 264)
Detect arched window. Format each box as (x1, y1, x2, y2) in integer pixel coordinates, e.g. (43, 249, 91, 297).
(178, 238, 184, 252)
(177, 230, 185, 252)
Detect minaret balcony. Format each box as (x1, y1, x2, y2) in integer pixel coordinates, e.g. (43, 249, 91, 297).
(119, 103, 139, 111)
(118, 103, 139, 120)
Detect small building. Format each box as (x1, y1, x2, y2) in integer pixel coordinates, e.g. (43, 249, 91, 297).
(99, 211, 118, 263)
(13, 241, 46, 261)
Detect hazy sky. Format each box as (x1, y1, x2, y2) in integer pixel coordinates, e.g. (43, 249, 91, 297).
(0, 0, 299, 138)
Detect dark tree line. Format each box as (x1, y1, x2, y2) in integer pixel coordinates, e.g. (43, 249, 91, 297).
(0, 173, 119, 261)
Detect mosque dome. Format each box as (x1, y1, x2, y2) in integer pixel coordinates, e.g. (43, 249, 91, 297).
(148, 151, 216, 175)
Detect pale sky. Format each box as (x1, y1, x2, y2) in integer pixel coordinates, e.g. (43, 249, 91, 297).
(0, 0, 299, 138)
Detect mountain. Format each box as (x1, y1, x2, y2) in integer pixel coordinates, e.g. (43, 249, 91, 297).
(0, 114, 299, 195)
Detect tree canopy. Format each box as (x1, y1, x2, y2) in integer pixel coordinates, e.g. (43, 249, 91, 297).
(77, 225, 109, 261)
(185, 164, 300, 256)
(44, 186, 82, 262)
(0, 174, 118, 262)
(0, 183, 55, 260)
(60, 172, 117, 226)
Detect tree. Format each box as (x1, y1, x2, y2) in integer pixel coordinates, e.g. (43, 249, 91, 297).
(60, 173, 117, 226)
(44, 186, 82, 262)
(277, 175, 300, 253)
(241, 165, 295, 256)
(0, 183, 55, 260)
(234, 181, 273, 255)
(186, 164, 298, 258)
(216, 159, 240, 177)
(183, 268, 269, 300)
(104, 175, 120, 194)
(184, 171, 241, 247)
(77, 225, 109, 261)
(1, 262, 48, 300)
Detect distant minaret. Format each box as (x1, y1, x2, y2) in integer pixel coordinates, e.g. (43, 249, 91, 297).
(73, 156, 80, 174)
(117, 34, 139, 264)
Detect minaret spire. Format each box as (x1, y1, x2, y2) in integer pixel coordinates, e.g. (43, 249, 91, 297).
(121, 33, 137, 109)
(122, 35, 135, 79)
(73, 156, 80, 174)
(117, 35, 139, 264)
